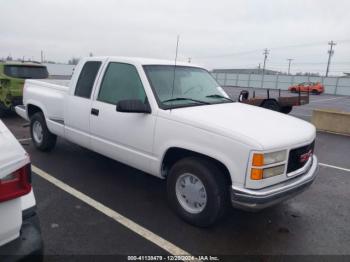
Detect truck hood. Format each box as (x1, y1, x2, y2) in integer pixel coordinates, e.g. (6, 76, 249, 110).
(167, 102, 316, 150)
(0, 121, 28, 179)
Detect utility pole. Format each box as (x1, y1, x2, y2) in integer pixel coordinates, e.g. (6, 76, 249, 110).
(326, 40, 336, 77)
(188, 57, 191, 63)
(287, 58, 293, 75)
(41, 50, 43, 63)
(261, 48, 269, 88)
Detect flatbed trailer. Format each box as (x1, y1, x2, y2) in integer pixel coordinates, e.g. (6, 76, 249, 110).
(236, 88, 310, 114)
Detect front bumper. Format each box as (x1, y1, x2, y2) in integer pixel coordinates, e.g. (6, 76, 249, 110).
(231, 155, 319, 211)
(0, 207, 43, 261)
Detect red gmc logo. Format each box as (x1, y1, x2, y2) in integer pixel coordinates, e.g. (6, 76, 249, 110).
(300, 150, 313, 163)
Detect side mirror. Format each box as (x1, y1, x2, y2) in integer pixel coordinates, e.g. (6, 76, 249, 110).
(238, 90, 249, 102)
(116, 99, 151, 114)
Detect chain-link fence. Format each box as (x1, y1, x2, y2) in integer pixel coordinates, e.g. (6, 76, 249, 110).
(212, 73, 350, 96)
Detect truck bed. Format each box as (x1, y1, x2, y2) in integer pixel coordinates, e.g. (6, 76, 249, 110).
(22, 79, 69, 122)
(36, 79, 70, 87)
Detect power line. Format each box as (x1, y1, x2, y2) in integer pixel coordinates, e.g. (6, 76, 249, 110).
(192, 38, 350, 60)
(192, 39, 350, 59)
(326, 40, 336, 77)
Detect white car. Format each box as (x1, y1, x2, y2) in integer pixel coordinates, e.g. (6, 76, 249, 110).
(0, 120, 43, 258)
(16, 56, 318, 227)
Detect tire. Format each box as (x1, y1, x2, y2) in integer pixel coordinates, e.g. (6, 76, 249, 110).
(167, 157, 228, 227)
(30, 112, 57, 152)
(261, 100, 280, 112)
(290, 88, 297, 93)
(312, 89, 320, 95)
(280, 106, 293, 114)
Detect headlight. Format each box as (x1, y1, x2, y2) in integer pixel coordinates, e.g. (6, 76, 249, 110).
(250, 150, 287, 180)
(251, 164, 286, 180)
(252, 150, 287, 166)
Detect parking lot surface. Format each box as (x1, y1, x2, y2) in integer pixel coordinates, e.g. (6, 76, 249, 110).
(1, 92, 350, 259)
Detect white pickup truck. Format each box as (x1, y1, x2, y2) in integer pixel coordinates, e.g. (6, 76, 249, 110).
(16, 57, 318, 227)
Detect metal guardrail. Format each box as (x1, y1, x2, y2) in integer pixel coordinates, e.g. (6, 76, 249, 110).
(212, 72, 350, 96)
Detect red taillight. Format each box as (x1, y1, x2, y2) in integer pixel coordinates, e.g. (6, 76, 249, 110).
(0, 163, 32, 203)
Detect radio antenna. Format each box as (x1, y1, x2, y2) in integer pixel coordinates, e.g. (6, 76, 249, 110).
(170, 35, 180, 105)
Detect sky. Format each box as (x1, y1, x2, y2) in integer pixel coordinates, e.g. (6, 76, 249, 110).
(1, 0, 350, 75)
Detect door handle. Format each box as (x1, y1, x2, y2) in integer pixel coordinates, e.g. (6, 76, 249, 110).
(91, 108, 99, 116)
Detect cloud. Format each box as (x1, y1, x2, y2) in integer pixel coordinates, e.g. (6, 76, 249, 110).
(0, 0, 349, 74)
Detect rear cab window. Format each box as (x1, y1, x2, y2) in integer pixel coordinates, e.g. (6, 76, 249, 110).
(4, 65, 48, 79)
(74, 61, 102, 98)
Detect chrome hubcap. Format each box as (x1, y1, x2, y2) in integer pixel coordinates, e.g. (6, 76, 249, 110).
(33, 121, 43, 144)
(175, 173, 207, 214)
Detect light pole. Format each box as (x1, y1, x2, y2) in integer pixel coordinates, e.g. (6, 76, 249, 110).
(287, 58, 293, 75)
(326, 41, 336, 77)
(261, 49, 269, 88)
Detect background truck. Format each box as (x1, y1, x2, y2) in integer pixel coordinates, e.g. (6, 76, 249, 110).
(0, 62, 48, 117)
(222, 86, 310, 114)
(237, 88, 310, 114)
(16, 57, 318, 227)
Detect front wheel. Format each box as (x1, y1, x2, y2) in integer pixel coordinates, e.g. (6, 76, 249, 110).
(30, 112, 57, 152)
(167, 157, 228, 227)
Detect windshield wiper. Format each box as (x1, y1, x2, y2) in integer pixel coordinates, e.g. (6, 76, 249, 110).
(162, 97, 210, 105)
(206, 94, 233, 102)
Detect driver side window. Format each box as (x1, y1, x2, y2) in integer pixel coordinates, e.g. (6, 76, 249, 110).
(98, 62, 146, 105)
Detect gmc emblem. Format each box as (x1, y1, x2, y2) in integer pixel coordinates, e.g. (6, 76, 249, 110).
(300, 150, 313, 163)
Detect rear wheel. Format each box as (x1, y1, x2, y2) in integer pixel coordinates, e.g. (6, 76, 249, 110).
(167, 157, 228, 227)
(30, 112, 57, 151)
(280, 106, 293, 114)
(262, 100, 280, 112)
(312, 89, 320, 95)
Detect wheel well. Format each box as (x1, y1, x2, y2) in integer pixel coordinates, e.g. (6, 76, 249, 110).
(161, 147, 232, 185)
(27, 104, 43, 118)
(261, 99, 278, 106)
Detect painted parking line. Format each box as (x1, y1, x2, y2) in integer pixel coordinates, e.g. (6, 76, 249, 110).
(319, 163, 350, 173)
(290, 113, 312, 117)
(31, 165, 192, 257)
(292, 107, 312, 111)
(18, 138, 32, 142)
(310, 97, 346, 103)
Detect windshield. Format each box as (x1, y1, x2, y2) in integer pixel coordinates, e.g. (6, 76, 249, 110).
(143, 65, 231, 109)
(4, 65, 49, 79)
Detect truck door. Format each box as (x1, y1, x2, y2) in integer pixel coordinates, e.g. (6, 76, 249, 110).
(89, 62, 156, 173)
(64, 60, 102, 148)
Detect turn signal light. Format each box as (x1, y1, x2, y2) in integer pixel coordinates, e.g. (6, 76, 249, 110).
(251, 168, 263, 180)
(252, 153, 264, 166)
